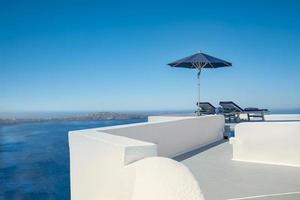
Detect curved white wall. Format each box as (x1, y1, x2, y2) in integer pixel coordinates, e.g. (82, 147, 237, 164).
(131, 157, 204, 200)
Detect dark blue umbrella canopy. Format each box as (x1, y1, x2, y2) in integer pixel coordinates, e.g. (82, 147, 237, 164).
(168, 52, 232, 68)
(167, 51, 232, 115)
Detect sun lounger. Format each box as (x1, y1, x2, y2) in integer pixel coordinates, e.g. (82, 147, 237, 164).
(219, 101, 268, 122)
(196, 102, 216, 115)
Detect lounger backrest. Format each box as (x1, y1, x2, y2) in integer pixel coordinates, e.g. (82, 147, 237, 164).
(198, 102, 216, 114)
(219, 101, 243, 113)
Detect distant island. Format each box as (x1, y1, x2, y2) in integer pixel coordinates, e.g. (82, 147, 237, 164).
(0, 112, 148, 125)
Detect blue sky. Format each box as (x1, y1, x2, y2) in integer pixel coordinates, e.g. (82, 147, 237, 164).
(1, 0, 300, 112)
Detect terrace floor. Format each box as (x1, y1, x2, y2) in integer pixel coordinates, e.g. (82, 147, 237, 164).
(180, 141, 300, 200)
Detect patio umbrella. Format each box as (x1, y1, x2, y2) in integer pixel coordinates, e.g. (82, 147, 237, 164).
(168, 51, 232, 115)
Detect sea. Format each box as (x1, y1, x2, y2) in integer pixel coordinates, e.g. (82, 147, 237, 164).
(0, 118, 147, 200)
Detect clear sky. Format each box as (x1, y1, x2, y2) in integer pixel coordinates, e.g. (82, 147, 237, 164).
(1, 0, 300, 112)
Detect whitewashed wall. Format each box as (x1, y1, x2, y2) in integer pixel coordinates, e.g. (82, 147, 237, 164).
(69, 115, 224, 200)
(232, 122, 300, 167)
(104, 115, 225, 157)
(265, 114, 300, 121)
(148, 115, 195, 122)
(237, 114, 300, 121)
(69, 132, 157, 200)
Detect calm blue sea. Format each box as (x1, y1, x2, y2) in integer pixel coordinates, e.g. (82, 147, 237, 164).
(0, 118, 147, 200)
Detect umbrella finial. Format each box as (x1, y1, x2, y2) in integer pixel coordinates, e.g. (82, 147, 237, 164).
(197, 50, 202, 53)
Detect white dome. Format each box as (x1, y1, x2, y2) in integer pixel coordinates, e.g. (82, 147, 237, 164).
(131, 157, 205, 200)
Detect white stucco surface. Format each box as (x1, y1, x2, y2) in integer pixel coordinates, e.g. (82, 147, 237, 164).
(69, 115, 224, 200)
(104, 115, 225, 157)
(233, 113, 300, 122)
(182, 142, 300, 200)
(68, 132, 157, 200)
(131, 157, 204, 200)
(265, 114, 300, 121)
(148, 115, 195, 122)
(232, 121, 300, 167)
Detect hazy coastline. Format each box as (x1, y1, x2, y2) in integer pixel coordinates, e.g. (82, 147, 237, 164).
(0, 112, 148, 125)
(1, 108, 299, 125)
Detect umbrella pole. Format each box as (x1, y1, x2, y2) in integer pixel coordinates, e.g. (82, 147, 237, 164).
(197, 68, 202, 116)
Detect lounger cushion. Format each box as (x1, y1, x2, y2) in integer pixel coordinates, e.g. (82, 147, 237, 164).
(244, 107, 268, 112)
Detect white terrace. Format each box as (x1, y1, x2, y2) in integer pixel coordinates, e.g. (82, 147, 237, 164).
(68, 114, 300, 200)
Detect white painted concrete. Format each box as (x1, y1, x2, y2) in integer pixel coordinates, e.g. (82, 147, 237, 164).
(230, 114, 300, 122)
(182, 142, 300, 200)
(265, 114, 300, 121)
(69, 132, 157, 200)
(105, 115, 225, 157)
(231, 122, 300, 167)
(131, 157, 204, 200)
(148, 115, 195, 122)
(69, 115, 224, 200)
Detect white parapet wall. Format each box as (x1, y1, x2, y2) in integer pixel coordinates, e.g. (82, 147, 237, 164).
(69, 132, 157, 200)
(69, 115, 224, 200)
(237, 114, 300, 121)
(265, 114, 300, 121)
(147, 115, 196, 122)
(231, 121, 300, 167)
(103, 115, 224, 157)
